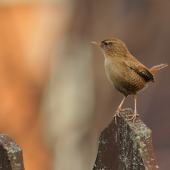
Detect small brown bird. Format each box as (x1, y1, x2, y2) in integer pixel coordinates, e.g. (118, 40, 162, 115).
(92, 38, 168, 122)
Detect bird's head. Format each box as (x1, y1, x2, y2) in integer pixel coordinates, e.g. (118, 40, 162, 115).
(92, 38, 129, 58)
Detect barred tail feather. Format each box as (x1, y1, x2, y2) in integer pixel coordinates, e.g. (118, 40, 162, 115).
(149, 63, 168, 75)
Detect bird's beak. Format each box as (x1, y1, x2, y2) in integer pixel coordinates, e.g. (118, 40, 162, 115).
(91, 41, 100, 45)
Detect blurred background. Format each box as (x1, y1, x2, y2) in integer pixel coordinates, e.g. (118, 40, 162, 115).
(0, 0, 169, 170)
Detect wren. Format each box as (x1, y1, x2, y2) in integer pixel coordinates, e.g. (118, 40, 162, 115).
(92, 38, 168, 122)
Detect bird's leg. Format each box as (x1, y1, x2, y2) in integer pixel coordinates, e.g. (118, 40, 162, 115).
(114, 96, 127, 124)
(116, 96, 127, 116)
(128, 94, 138, 122)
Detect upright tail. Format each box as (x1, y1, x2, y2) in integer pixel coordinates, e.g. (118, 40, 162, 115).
(149, 63, 168, 75)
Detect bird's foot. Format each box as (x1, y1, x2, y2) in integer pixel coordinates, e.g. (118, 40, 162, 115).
(128, 113, 139, 117)
(116, 110, 121, 117)
(120, 108, 133, 114)
(113, 109, 121, 124)
(127, 113, 139, 123)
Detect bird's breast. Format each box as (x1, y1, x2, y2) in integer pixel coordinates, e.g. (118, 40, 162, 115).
(104, 58, 147, 96)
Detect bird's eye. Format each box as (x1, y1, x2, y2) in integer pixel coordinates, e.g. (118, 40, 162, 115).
(104, 42, 108, 46)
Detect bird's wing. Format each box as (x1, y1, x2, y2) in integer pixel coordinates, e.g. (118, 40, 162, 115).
(125, 59, 154, 82)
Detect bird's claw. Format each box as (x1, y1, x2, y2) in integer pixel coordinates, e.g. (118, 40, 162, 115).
(113, 110, 121, 124)
(127, 113, 138, 123)
(116, 110, 121, 117)
(128, 113, 139, 117)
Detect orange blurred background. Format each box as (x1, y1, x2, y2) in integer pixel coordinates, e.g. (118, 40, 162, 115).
(0, 1, 169, 170)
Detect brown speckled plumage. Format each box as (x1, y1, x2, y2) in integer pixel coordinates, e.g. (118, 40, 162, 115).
(92, 38, 168, 122)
